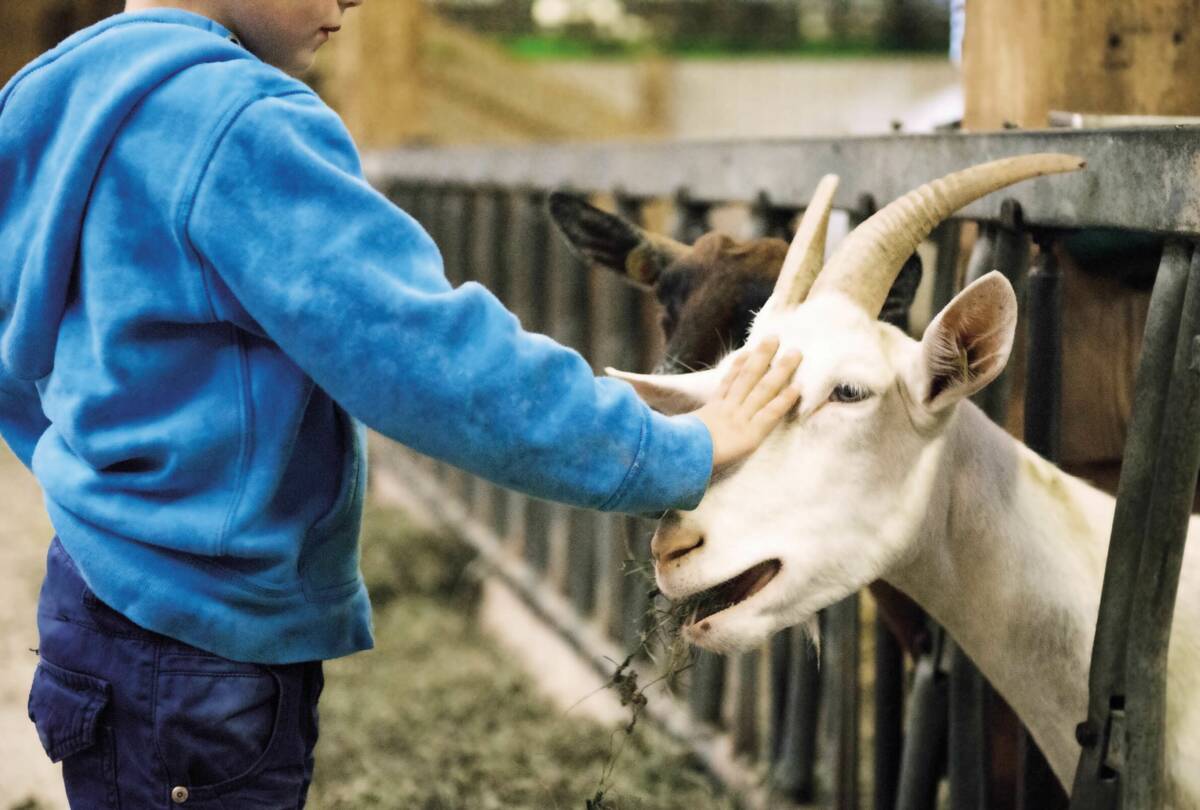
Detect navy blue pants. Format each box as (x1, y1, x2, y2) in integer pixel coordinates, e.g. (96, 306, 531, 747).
(27, 538, 324, 809)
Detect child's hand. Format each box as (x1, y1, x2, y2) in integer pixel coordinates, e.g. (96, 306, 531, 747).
(692, 337, 802, 472)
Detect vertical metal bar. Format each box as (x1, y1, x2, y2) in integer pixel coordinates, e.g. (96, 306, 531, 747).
(545, 199, 599, 611)
(1123, 243, 1200, 810)
(896, 626, 950, 810)
(604, 193, 658, 651)
(769, 630, 793, 762)
(421, 185, 453, 488)
(522, 191, 554, 573)
(440, 187, 474, 505)
(1070, 240, 1194, 810)
(830, 594, 861, 810)
(932, 220, 964, 312)
(666, 190, 726, 727)
(750, 191, 798, 241)
(1018, 237, 1070, 810)
(467, 188, 500, 529)
(500, 190, 543, 562)
(485, 189, 512, 538)
(948, 642, 988, 810)
(774, 627, 821, 802)
(731, 651, 760, 757)
(1022, 240, 1063, 462)
(393, 184, 438, 482)
(873, 614, 904, 810)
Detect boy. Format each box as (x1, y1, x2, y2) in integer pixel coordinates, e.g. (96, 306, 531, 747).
(0, 1, 801, 806)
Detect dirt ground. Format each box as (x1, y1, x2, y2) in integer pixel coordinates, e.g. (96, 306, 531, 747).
(0, 447, 67, 810)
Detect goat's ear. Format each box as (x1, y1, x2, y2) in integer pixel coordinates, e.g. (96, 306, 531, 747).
(605, 367, 721, 415)
(548, 192, 686, 287)
(913, 271, 1017, 413)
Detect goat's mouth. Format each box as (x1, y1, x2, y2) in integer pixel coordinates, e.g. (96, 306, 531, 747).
(677, 559, 781, 626)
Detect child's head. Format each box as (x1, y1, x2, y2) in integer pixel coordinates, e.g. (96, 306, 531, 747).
(125, 1, 364, 75)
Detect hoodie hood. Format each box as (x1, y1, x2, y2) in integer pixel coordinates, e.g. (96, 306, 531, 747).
(0, 10, 247, 381)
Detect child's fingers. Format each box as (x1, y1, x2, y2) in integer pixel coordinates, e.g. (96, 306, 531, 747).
(752, 383, 803, 431)
(741, 350, 802, 415)
(726, 337, 779, 404)
(715, 351, 749, 400)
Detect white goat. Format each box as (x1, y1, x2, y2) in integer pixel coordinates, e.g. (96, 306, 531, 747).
(610, 156, 1200, 806)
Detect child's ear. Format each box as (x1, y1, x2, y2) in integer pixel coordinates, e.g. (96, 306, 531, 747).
(910, 271, 1017, 413)
(605, 367, 721, 415)
(548, 192, 687, 287)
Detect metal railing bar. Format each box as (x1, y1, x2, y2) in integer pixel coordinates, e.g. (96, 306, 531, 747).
(364, 128, 1200, 238)
(731, 651, 760, 757)
(829, 595, 861, 810)
(1123, 243, 1200, 809)
(931, 221, 963, 313)
(668, 192, 727, 728)
(773, 627, 821, 801)
(769, 629, 793, 762)
(1018, 236, 1072, 810)
(1069, 240, 1191, 809)
(467, 188, 501, 531)
(872, 614, 903, 810)
(896, 626, 949, 810)
(947, 643, 988, 810)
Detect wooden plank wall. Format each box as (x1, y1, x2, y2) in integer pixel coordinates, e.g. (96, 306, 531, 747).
(963, 0, 1200, 129)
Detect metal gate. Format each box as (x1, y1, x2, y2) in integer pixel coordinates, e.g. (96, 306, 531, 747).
(363, 128, 1200, 810)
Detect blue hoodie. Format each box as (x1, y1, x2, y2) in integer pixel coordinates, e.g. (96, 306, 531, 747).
(0, 10, 711, 663)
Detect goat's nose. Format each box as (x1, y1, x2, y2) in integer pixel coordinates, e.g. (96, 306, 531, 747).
(651, 517, 704, 565)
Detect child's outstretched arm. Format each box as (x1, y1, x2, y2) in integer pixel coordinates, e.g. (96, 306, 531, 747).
(185, 92, 791, 514)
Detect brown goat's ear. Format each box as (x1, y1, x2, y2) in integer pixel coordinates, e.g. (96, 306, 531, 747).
(915, 272, 1017, 413)
(548, 192, 686, 287)
(606, 367, 720, 415)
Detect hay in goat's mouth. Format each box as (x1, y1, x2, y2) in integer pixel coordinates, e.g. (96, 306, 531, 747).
(673, 558, 781, 625)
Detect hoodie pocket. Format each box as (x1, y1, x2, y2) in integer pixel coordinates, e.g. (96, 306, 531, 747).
(27, 658, 119, 809)
(297, 407, 367, 602)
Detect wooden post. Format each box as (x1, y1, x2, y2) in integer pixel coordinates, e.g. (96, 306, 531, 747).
(318, 0, 428, 149)
(963, 0, 1200, 130)
(1, 1, 121, 86)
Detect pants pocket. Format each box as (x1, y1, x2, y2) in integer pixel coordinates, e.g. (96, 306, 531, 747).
(155, 656, 282, 791)
(27, 658, 119, 810)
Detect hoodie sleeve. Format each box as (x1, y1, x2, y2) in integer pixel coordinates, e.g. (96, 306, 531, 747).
(0, 372, 49, 469)
(185, 91, 711, 514)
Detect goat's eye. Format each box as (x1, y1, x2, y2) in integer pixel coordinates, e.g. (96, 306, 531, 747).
(829, 383, 871, 403)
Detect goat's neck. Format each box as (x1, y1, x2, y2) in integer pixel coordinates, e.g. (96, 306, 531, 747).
(887, 402, 1114, 787)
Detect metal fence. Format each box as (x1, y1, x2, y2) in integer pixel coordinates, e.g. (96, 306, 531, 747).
(363, 127, 1200, 810)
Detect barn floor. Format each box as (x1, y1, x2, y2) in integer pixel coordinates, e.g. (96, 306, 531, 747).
(0, 447, 728, 810)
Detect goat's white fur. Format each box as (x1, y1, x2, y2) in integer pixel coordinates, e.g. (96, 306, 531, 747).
(621, 274, 1200, 806)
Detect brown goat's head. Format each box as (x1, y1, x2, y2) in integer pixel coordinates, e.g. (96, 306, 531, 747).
(548, 192, 922, 374)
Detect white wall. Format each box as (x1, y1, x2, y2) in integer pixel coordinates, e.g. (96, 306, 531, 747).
(532, 56, 963, 139)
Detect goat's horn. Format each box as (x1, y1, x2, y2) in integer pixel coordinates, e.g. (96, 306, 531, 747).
(809, 154, 1085, 315)
(761, 174, 839, 315)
